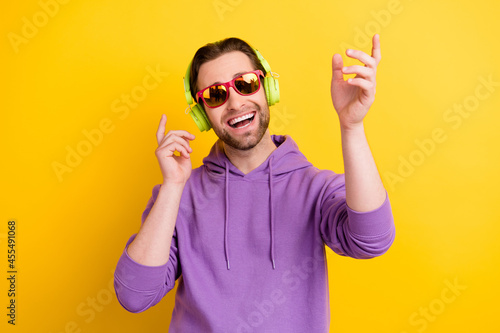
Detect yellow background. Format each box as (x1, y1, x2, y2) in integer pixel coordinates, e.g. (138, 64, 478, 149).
(1, 0, 499, 332)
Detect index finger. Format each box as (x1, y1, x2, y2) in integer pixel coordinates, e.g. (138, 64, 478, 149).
(156, 114, 167, 146)
(156, 115, 196, 146)
(371, 34, 381, 64)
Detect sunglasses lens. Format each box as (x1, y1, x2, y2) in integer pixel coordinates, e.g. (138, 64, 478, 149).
(199, 72, 261, 108)
(235, 73, 260, 95)
(202, 85, 227, 107)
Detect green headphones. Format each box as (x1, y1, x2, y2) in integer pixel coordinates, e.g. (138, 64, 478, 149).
(183, 48, 280, 132)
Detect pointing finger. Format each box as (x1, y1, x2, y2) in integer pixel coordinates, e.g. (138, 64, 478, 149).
(156, 114, 167, 146)
(371, 34, 381, 64)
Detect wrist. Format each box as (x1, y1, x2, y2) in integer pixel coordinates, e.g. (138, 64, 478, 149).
(160, 181, 186, 191)
(340, 121, 365, 134)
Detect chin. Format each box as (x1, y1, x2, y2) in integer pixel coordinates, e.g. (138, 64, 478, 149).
(214, 108, 270, 151)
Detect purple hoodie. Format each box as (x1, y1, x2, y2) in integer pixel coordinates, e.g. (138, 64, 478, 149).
(114, 135, 395, 332)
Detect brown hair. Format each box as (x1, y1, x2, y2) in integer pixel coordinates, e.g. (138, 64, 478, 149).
(189, 37, 266, 100)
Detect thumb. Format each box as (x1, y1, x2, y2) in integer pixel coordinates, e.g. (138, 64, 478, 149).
(331, 53, 344, 82)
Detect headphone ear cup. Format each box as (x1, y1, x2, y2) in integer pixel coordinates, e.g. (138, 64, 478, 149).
(189, 104, 212, 132)
(270, 77, 280, 105)
(264, 76, 280, 106)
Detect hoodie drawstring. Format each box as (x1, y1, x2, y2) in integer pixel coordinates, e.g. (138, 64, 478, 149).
(224, 161, 230, 270)
(222, 158, 276, 270)
(269, 157, 276, 269)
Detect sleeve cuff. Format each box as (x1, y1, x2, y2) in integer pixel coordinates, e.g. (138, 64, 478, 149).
(114, 234, 170, 292)
(346, 192, 395, 238)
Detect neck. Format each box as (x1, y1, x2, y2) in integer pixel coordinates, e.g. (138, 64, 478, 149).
(222, 130, 276, 174)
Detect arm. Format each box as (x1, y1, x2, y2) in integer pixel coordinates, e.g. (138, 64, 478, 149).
(127, 114, 195, 265)
(126, 183, 183, 265)
(319, 172, 395, 259)
(340, 124, 386, 212)
(319, 36, 395, 258)
(331, 34, 386, 212)
(114, 115, 195, 312)
(114, 184, 182, 312)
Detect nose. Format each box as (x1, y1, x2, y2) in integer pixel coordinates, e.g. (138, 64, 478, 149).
(224, 86, 246, 110)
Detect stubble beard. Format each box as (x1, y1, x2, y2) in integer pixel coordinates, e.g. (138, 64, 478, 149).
(212, 103, 270, 151)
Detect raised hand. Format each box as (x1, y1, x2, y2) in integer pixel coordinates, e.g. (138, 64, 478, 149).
(331, 34, 381, 130)
(155, 114, 195, 185)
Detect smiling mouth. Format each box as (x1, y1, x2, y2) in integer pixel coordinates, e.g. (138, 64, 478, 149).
(227, 112, 256, 129)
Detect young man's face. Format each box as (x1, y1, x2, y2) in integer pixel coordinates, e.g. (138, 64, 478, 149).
(197, 51, 270, 151)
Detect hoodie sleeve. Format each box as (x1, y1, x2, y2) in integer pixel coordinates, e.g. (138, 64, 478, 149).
(319, 174, 395, 259)
(114, 184, 181, 313)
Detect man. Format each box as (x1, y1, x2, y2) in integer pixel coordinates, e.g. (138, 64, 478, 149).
(114, 35, 395, 332)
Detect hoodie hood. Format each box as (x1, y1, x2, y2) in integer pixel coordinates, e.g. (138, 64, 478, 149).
(201, 135, 312, 270)
(203, 135, 312, 179)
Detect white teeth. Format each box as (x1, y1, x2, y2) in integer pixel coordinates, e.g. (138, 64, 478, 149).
(229, 113, 254, 126)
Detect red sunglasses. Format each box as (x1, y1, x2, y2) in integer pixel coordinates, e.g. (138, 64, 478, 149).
(196, 70, 264, 108)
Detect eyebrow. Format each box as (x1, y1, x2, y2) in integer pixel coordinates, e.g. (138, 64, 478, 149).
(208, 71, 251, 87)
